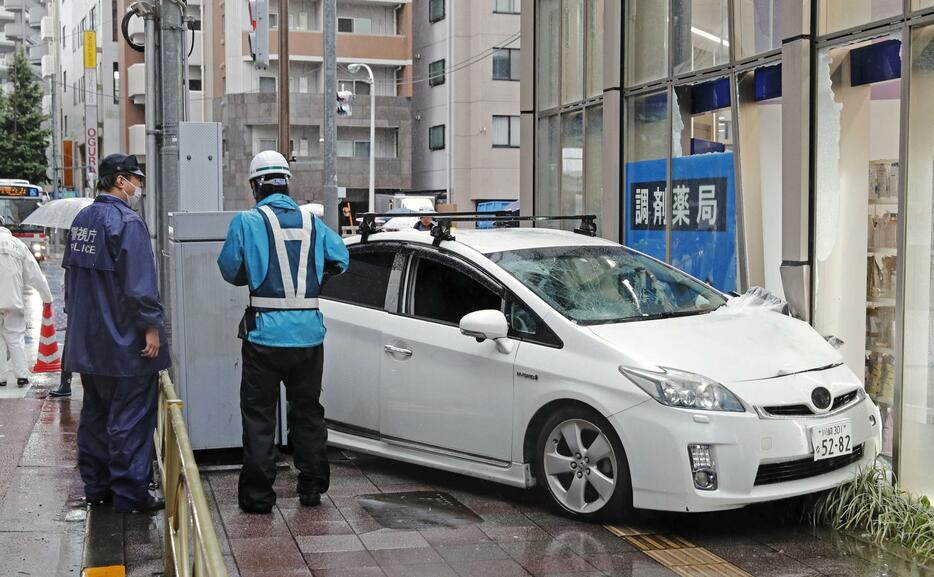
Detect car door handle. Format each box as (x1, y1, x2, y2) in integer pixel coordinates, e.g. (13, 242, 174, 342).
(384, 345, 413, 358)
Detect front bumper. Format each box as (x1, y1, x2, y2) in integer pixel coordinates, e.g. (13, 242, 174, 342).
(612, 396, 881, 513)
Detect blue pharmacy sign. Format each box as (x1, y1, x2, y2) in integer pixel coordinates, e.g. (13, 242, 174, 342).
(624, 151, 737, 292)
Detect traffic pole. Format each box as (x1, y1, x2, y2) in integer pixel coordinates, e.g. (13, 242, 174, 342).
(323, 0, 338, 230)
(278, 0, 290, 159)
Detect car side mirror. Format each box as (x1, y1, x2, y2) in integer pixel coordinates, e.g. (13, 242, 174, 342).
(459, 309, 513, 354)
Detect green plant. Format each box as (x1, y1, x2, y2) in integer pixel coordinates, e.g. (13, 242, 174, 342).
(0, 47, 49, 183)
(809, 463, 934, 560)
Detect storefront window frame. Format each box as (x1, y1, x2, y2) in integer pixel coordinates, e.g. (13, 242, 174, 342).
(534, 0, 606, 223)
(812, 8, 934, 482)
(622, 0, 750, 286)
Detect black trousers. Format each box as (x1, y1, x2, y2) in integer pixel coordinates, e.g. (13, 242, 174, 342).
(239, 341, 329, 509)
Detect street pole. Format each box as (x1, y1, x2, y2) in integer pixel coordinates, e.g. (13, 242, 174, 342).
(323, 0, 337, 229)
(278, 0, 289, 157)
(49, 0, 61, 198)
(141, 2, 161, 242)
(159, 0, 183, 332)
(348, 63, 374, 212)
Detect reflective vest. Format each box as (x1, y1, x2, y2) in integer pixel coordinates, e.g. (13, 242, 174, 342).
(250, 205, 320, 310)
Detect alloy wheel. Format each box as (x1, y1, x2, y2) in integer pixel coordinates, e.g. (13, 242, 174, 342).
(542, 418, 618, 515)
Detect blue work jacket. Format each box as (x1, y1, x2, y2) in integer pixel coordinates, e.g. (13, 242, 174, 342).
(217, 194, 349, 348)
(62, 194, 171, 377)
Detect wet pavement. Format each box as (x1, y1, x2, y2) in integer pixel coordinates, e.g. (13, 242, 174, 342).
(0, 252, 86, 575)
(194, 451, 934, 577)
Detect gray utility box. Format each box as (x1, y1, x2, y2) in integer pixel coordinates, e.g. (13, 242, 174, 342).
(179, 122, 224, 212)
(168, 211, 287, 450)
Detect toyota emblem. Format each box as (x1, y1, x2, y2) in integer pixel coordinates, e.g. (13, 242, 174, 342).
(811, 387, 832, 410)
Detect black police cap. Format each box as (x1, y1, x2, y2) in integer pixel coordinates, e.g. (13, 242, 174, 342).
(99, 154, 146, 179)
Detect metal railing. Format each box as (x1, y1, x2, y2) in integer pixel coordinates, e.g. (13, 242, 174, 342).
(155, 371, 229, 577)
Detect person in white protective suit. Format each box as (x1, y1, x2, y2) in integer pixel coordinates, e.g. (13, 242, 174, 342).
(0, 225, 53, 387)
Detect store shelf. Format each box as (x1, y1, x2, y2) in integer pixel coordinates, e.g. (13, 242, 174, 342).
(867, 298, 896, 308)
(866, 346, 895, 355)
(868, 248, 897, 257)
(869, 197, 898, 206)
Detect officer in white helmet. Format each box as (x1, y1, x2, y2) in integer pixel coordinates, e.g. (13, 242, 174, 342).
(217, 150, 349, 514)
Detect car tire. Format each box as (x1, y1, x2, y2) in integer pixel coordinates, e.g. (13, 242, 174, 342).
(533, 406, 633, 522)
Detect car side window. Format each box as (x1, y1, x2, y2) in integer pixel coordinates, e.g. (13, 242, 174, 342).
(506, 294, 563, 348)
(320, 245, 397, 309)
(409, 254, 502, 325)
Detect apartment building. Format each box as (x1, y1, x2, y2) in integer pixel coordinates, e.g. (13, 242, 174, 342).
(211, 0, 414, 211)
(0, 0, 44, 89)
(411, 0, 521, 211)
(47, 0, 122, 193)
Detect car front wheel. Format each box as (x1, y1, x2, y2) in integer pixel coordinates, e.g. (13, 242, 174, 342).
(534, 407, 633, 521)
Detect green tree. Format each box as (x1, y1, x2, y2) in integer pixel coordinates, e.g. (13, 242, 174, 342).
(0, 48, 49, 184)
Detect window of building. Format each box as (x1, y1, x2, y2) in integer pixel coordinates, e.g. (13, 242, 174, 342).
(585, 0, 603, 97)
(112, 63, 119, 104)
(63, 71, 67, 94)
(429, 125, 445, 150)
(818, 0, 903, 36)
(338, 17, 353, 32)
(339, 79, 370, 95)
(734, 0, 782, 60)
(493, 48, 520, 80)
(354, 141, 370, 158)
(320, 247, 397, 309)
(561, 0, 583, 103)
(624, 0, 668, 87)
(111, 1, 117, 41)
(90, 6, 96, 30)
(492, 115, 520, 148)
(257, 138, 277, 154)
(494, 0, 521, 14)
(538, 0, 559, 109)
(259, 76, 277, 93)
(429, 0, 445, 22)
(672, 0, 730, 75)
(337, 140, 353, 157)
(189, 78, 203, 91)
(429, 59, 445, 86)
(269, 12, 279, 28)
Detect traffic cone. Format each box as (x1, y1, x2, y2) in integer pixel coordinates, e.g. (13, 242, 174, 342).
(33, 303, 62, 373)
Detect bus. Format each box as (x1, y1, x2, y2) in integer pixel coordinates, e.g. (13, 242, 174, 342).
(0, 179, 49, 260)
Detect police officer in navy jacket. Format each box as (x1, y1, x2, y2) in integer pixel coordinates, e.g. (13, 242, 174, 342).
(63, 153, 170, 513)
(218, 151, 349, 514)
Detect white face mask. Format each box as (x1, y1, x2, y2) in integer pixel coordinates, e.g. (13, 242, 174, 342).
(124, 179, 143, 211)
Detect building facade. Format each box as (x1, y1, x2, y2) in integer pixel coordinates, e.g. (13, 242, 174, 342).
(206, 0, 414, 211)
(53, 0, 122, 194)
(411, 0, 522, 210)
(522, 0, 934, 499)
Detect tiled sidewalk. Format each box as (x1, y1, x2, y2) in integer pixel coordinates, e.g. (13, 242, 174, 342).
(183, 451, 927, 577)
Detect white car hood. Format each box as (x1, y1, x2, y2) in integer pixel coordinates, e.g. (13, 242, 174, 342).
(589, 310, 843, 383)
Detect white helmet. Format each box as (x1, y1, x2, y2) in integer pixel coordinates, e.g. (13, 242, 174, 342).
(249, 150, 292, 182)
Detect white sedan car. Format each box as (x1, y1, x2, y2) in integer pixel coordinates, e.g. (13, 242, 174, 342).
(319, 226, 881, 521)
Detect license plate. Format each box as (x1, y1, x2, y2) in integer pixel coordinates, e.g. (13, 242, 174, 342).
(810, 420, 852, 461)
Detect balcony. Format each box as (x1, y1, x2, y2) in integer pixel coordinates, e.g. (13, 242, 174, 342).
(0, 38, 14, 55)
(128, 62, 146, 105)
(129, 124, 146, 158)
(242, 30, 410, 64)
(28, 40, 47, 62)
(0, 10, 14, 24)
(41, 53, 52, 77)
(4, 20, 25, 41)
(40, 15, 51, 39)
(28, 6, 45, 27)
(127, 13, 144, 46)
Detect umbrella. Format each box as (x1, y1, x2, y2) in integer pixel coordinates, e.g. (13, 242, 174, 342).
(22, 198, 94, 229)
(386, 207, 417, 214)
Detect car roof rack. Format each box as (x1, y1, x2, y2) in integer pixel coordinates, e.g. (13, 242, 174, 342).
(357, 212, 597, 246)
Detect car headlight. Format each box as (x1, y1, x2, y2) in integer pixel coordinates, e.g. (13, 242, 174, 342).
(31, 242, 42, 251)
(619, 366, 746, 412)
